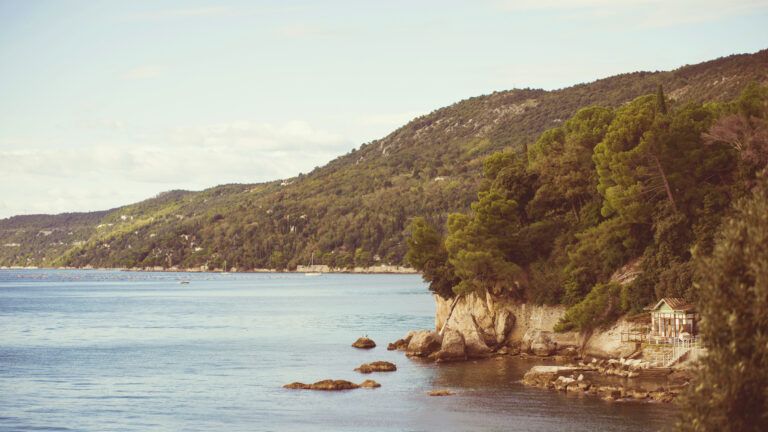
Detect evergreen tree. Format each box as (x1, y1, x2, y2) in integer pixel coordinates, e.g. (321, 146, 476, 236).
(405, 217, 459, 298)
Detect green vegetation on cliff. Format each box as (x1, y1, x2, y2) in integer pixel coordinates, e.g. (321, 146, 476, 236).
(408, 81, 768, 335)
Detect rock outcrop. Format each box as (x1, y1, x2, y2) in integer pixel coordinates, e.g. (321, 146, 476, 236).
(355, 361, 397, 373)
(351, 337, 376, 349)
(432, 287, 648, 359)
(433, 329, 467, 362)
(435, 292, 579, 354)
(406, 330, 442, 357)
(522, 329, 557, 357)
(387, 332, 413, 351)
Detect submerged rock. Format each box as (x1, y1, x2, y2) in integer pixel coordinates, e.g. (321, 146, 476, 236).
(428, 389, 455, 396)
(359, 379, 381, 388)
(355, 361, 397, 373)
(352, 337, 376, 349)
(406, 330, 442, 357)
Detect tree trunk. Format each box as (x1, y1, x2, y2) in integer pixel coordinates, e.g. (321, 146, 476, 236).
(652, 153, 677, 212)
(439, 294, 463, 335)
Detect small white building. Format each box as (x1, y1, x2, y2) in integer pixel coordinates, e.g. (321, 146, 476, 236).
(648, 297, 698, 343)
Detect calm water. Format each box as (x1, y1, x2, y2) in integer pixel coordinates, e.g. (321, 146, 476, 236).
(0, 270, 676, 431)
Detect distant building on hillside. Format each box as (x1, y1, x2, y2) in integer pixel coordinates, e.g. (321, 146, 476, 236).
(648, 297, 698, 343)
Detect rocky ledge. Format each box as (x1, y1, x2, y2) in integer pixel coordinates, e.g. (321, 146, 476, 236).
(521, 361, 692, 403)
(284, 379, 381, 390)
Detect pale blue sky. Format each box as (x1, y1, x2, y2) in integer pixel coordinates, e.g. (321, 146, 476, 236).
(1, 0, 767, 217)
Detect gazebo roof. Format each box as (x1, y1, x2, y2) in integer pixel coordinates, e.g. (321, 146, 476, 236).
(650, 297, 695, 312)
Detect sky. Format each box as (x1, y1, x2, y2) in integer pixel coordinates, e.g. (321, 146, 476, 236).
(1, 0, 767, 218)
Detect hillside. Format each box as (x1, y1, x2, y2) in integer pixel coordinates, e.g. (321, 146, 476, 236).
(2, 49, 767, 270)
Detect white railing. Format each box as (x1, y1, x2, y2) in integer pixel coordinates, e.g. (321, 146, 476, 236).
(667, 337, 701, 366)
(644, 335, 702, 367)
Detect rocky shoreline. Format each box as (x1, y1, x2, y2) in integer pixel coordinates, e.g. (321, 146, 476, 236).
(521, 361, 691, 403)
(387, 281, 700, 405)
(387, 328, 691, 403)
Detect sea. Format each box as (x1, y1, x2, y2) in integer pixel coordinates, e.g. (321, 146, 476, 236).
(0, 269, 677, 431)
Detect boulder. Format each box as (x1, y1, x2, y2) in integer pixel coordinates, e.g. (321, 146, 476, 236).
(434, 329, 467, 362)
(462, 326, 493, 358)
(355, 361, 397, 373)
(387, 332, 414, 351)
(523, 330, 557, 357)
(406, 330, 442, 357)
(352, 337, 376, 349)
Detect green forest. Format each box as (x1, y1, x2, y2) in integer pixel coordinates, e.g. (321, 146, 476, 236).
(1, 51, 766, 272)
(407, 83, 768, 332)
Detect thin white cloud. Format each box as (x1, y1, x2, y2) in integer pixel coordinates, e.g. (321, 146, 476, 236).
(0, 120, 353, 216)
(121, 65, 165, 80)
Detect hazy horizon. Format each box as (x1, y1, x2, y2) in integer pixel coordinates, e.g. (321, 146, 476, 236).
(1, 0, 767, 218)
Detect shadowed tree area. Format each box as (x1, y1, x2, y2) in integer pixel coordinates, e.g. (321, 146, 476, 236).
(676, 173, 768, 432)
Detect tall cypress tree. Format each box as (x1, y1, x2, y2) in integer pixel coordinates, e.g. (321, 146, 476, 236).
(657, 84, 668, 115)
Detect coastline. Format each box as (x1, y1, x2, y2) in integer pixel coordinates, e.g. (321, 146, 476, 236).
(0, 265, 419, 275)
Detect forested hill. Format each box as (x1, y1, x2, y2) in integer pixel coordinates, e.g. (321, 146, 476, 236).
(2, 49, 767, 270)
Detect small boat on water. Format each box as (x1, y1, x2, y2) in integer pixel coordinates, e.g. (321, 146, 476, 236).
(179, 280, 190, 285)
(304, 272, 322, 277)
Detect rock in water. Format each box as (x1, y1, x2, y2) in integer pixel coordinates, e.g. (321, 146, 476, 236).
(352, 337, 376, 349)
(283, 382, 311, 390)
(428, 389, 455, 396)
(355, 361, 397, 373)
(283, 379, 360, 390)
(387, 332, 413, 350)
(434, 329, 467, 362)
(359, 379, 381, 388)
(406, 330, 442, 357)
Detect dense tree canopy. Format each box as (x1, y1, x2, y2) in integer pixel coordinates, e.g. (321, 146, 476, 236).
(408, 83, 768, 335)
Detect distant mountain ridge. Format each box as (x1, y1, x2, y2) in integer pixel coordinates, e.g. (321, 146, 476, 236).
(2, 49, 767, 270)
